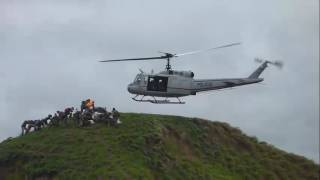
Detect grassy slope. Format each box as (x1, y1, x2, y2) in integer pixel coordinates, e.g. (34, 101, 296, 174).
(0, 113, 319, 180)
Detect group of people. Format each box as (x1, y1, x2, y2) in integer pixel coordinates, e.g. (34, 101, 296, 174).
(21, 99, 121, 136)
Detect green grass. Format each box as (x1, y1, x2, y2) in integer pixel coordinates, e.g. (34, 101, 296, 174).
(0, 113, 319, 179)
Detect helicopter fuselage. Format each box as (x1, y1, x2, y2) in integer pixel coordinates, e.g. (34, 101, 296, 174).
(127, 70, 263, 98)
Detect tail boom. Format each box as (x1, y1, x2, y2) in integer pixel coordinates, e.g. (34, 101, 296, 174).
(191, 78, 263, 94)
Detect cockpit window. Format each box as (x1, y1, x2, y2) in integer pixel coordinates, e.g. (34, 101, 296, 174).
(134, 75, 142, 83)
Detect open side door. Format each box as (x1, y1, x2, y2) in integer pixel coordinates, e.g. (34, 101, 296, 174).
(147, 76, 168, 92)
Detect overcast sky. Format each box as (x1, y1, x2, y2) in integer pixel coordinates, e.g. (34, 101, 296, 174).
(0, 0, 319, 162)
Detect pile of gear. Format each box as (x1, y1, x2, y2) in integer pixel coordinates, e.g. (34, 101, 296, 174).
(21, 99, 121, 136)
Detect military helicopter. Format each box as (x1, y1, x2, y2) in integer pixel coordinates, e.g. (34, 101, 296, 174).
(100, 43, 283, 104)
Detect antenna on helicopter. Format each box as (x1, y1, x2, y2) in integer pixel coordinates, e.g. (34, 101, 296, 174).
(99, 42, 241, 71)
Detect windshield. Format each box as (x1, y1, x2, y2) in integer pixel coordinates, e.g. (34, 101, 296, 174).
(133, 74, 142, 84)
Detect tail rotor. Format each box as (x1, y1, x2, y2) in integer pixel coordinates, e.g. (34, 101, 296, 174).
(254, 58, 284, 69)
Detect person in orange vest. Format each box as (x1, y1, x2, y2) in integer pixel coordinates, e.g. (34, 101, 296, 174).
(85, 99, 95, 112)
(91, 101, 95, 110)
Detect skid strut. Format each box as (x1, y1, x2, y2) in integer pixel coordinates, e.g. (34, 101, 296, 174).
(132, 95, 185, 104)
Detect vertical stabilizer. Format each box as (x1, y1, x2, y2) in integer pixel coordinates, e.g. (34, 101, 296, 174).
(248, 61, 269, 78)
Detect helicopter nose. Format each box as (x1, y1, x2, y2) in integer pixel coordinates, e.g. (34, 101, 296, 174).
(127, 84, 134, 93)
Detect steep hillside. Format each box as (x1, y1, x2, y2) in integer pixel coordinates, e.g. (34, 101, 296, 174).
(0, 113, 319, 179)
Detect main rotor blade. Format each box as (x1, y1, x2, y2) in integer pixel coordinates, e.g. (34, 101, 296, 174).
(99, 56, 167, 62)
(175, 42, 241, 57)
(99, 42, 240, 63)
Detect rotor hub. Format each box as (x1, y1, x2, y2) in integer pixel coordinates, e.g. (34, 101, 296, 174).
(166, 58, 172, 71)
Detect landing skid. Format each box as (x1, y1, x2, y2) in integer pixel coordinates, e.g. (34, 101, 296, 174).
(132, 95, 185, 104)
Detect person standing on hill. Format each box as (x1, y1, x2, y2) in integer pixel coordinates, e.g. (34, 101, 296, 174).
(21, 120, 30, 135)
(81, 99, 90, 112)
(34, 120, 44, 131)
(40, 114, 52, 128)
(86, 99, 95, 112)
(111, 108, 121, 127)
(81, 100, 87, 112)
(81, 99, 92, 112)
(50, 113, 59, 127)
(64, 107, 74, 119)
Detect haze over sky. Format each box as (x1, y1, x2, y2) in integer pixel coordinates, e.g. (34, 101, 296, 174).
(0, 0, 319, 162)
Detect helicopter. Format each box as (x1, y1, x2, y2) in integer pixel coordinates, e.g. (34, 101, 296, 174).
(100, 42, 283, 104)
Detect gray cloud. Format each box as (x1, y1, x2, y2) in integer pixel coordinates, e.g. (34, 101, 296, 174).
(0, 0, 319, 162)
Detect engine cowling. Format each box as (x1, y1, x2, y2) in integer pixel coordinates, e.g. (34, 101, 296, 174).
(160, 70, 195, 78)
(180, 71, 194, 78)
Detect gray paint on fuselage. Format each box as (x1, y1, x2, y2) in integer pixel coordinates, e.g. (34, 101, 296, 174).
(127, 72, 264, 97)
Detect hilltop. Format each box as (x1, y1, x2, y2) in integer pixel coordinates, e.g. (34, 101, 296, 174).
(0, 113, 319, 179)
